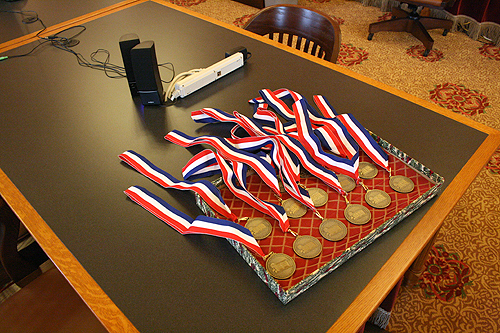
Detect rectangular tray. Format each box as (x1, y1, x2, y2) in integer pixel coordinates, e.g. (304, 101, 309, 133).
(195, 133, 444, 304)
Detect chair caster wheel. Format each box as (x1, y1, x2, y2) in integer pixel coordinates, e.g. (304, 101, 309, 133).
(423, 49, 430, 57)
(443, 29, 449, 36)
(368, 33, 374, 41)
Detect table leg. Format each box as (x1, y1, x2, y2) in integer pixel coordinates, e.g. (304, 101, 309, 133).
(404, 231, 439, 286)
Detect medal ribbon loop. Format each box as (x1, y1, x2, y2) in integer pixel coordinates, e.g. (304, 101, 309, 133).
(119, 150, 238, 221)
(165, 130, 281, 195)
(189, 106, 347, 196)
(124, 186, 265, 257)
(313, 95, 389, 171)
(211, 150, 290, 232)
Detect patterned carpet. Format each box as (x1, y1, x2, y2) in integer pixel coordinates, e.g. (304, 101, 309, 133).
(172, 0, 500, 332)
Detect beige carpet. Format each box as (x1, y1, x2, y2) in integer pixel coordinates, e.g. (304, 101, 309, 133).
(170, 0, 500, 331)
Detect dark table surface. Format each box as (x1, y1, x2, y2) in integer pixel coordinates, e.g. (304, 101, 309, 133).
(0, 1, 491, 332)
(0, 0, 128, 44)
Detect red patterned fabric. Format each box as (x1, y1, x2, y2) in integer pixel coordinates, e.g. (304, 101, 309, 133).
(217, 150, 435, 290)
(448, 0, 500, 24)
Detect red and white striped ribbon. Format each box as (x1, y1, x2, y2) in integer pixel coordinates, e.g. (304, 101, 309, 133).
(124, 186, 265, 257)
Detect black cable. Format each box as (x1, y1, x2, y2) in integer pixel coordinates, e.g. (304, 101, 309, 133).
(1, 9, 176, 84)
(50, 41, 127, 78)
(159, 62, 175, 83)
(3, 39, 51, 59)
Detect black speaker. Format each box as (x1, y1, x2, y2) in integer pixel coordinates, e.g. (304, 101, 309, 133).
(130, 41, 165, 106)
(119, 33, 140, 96)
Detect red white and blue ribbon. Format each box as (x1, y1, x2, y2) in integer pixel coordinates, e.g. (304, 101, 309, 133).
(189, 105, 346, 196)
(251, 89, 360, 180)
(211, 150, 290, 232)
(119, 150, 237, 221)
(192, 108, 270, 138)
(165, 131, 281, 195)
(210, 136, 316, 211)
(182, 149, 222, 181)
(124, 186, 265, 257)
(292, 97, 359, 180)
(183, 148, 290, 232)
(314, 95, 389, 171)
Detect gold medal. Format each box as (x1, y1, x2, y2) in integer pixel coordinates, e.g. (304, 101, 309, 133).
(359, 162, 378, 179)
(307, 187, 328, 207)
(265, 253, 296, 280)
(292, 235, 322, 259)
(364, 189, 391, 209)
(282, 198, 307, 218)
(244, 217, 272, 240)
(390, 175, 415, 193)
(319, 219, 347, 241)
(338, 174, 356, 192)
(344, 204, 371, 225)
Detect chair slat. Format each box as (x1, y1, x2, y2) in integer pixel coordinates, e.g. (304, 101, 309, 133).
(304, 39, 311, 54)
(295, 36, 303, 50)
(311, 43, 318, 56)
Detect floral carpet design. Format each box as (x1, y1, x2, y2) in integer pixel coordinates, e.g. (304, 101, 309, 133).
(337, 43, 369, 66)
(377, 12, 392, 22)
(169, 0, 207, 7)
(486, 149, 500, 174)
(429, 83, 490, 116)
(418, 245, 473, 301)
(233, 13, 253, 28)
(406, 45, 444, 62)
(479, 43, 500, 60)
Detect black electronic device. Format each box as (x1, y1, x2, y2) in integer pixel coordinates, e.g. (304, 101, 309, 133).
(130, 41, 165, 105)
(119, 33, 141, 96)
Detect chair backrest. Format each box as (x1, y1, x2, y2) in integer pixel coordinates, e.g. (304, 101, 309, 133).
(243, 5, 341, 63)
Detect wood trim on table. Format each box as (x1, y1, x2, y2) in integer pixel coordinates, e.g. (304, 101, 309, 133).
(328, 127, 500, 332)
(1, 1, 499, 332)
(0, 169, 139, 333)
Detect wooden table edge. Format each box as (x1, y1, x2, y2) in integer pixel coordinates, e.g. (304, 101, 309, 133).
(327, 128, 500, 332)
(0, 168, 139, 333)
(2, 1, 499, 332)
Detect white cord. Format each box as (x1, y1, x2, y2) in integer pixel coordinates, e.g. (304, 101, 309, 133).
(165, 68, 203, 101)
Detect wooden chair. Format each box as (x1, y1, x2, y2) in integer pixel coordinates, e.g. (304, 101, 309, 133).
(243, 4, 341, 63)
(367, 0, 455, 56)
(0, 198, 107, 333)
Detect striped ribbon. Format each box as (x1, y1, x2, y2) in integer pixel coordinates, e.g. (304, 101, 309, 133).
(124, 186, 265, 257)
(313, 95, 389, 171)
(254, 89, 359, 166)
(211, 150, 290, 232)
(252, 89, 388, 174)
(190, 106, 346, 196)
(182, 149, 222, 181)
(119, 150, 237, 221)
(164, 130, 281, 195)
(292, 97, 359, 180)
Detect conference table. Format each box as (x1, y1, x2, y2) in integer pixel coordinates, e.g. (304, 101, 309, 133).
(1, 1, 498, 332)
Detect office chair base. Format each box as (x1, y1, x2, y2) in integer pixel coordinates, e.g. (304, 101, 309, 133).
(368, 5, 452, 56)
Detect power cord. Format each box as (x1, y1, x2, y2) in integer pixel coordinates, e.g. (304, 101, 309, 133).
(165, 68, 204, 101)
(0, 9, 175, 84)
